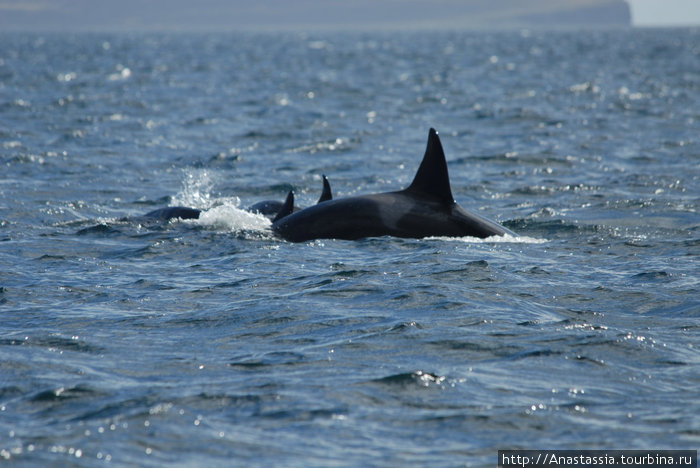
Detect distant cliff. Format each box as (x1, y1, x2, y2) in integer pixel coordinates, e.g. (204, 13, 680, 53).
(516, 1, 631, 28)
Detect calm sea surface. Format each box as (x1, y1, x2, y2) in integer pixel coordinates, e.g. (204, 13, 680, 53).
(1, 29, 698, 466)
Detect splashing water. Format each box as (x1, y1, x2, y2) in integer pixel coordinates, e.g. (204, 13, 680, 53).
(171, 169, 217, 208)
(165, 169, 272, 235)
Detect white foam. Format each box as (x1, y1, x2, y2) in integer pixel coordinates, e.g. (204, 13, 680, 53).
(196, 204, 271, 232)
(425, 234, 547, 244)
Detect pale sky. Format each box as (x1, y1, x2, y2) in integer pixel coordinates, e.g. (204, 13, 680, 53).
(627, 0, 700, 26)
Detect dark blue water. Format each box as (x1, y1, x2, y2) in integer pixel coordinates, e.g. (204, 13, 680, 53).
(1, 29, 698, 466)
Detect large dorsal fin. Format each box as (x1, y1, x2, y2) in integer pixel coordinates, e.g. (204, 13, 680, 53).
(273, 190, 295, 223)
(405, 128, 454, 204)
(317, 175, 333, 203)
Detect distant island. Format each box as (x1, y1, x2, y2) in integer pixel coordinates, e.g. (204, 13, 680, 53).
(515, 0, 631, 28)
(0, 0, 631, 32)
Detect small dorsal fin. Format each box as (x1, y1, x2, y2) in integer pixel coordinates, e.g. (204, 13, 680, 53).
(405, 128, 454, 204)
(317, 175, 333, 203)
(273, 190, 295, 223)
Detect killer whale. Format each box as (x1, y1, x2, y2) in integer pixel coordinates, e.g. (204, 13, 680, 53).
(248, 175, 332, 219)
(140, 175, 333, 222)
(272, 128, 514, 242)
(142, 206, 202, 221)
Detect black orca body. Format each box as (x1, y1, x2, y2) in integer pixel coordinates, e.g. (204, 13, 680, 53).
(272, 129, 514, 242)
(142, 206, 202, 221)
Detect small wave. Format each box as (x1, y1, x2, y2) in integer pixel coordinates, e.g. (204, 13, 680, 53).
(370, 371, 446, 388)
(631, 271, 671, 281)
(29, 384, 104, 403)
(8, 334, 105, 354)
(229, 351, 307, 370)
(287, 136, 357, 154)
(505, 218, 581, 235)
(76, 223, 122, 236)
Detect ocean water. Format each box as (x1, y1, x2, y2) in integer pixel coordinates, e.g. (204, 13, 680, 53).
(1, 29, 698, 466)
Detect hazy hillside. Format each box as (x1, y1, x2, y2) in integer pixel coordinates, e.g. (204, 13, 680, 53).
(1, 0, 630, 31)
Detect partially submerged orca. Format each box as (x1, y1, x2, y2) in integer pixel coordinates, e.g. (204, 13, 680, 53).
(140, 175, 333, 222)
(142, 206, 202, 221)
(248, 175, 332, 219)
(272, 128, 514, 242)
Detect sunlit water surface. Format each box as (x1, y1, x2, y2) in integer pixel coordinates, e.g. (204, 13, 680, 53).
(1, 29, 698, 466)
